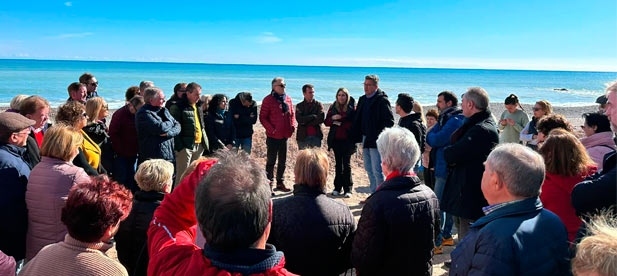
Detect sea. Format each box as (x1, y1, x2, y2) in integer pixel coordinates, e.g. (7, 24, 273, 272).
(0, 59, 615, 109)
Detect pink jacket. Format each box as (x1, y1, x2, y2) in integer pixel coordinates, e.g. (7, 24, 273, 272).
(580, 131, 616, 170)
(259, 93, 296, 139)
(25, 156, 90, 261)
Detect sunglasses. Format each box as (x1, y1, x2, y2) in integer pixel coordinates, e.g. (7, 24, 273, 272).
(82, 112, 88, 118)
(533, 107, 542, 111)
(278, 84, 286, 88)
(89, 82, 99, 86)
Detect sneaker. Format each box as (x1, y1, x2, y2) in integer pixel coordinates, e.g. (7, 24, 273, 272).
(442, 237, 455, 246)
(434, 246, 443, 255)
(275, 184, 291, 192)
(331, 191, 341, 196)
(343, 192, 352, 198)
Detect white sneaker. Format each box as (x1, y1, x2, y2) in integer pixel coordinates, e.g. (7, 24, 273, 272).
(331, 191, 341, 196)
(343, 192, 352, 198)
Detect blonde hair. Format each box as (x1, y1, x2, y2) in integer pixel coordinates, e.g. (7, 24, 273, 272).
(134, 159, 174, 192)
(294, 148, 329, 190)
(9, 95, 29, 111)
(412, 100, 426, 125)
(334, 88, 350, 113)
(85, 97, 106, 123)
(40, 124, 83, 161)
(572, 212, 617, 276)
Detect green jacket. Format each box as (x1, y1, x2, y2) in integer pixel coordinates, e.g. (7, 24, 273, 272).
(169, 98, 209, 153)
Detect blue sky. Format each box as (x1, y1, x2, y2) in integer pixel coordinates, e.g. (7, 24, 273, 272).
(1, 0, 615, 71)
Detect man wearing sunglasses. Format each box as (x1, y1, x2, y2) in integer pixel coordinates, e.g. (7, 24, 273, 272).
(79, 72, 99, 100)
(0, 112, 36, 265)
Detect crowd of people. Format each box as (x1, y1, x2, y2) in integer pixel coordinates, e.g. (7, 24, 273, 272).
(0, 72, 615, 275)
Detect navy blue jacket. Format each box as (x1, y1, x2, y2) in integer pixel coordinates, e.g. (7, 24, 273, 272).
(450, 197, 570, 276)
(135, 104, 180, 164)
(205, 110, 236, 151)
(443, 110, 498, 220)
(426, 107, 464, 178)
(228, 97, 257, 139)
(0, 143, 31, 260)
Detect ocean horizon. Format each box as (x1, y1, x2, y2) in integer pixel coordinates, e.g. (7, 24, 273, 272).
(0, 59, 615, 109)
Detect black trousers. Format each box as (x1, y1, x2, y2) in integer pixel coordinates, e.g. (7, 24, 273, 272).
(332, 141, 354, 193)
(266, 137, 288, 184)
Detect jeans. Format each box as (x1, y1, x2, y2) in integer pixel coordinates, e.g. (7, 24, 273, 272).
(434, 176, 454, 246)
(175, 143, 205, 185)
(266, 137, 288, 184)
(236, 137, 253, 154)
(113, 155, 138, 192)
(297, 135, 322, 150)
(362, 139, 383, 193)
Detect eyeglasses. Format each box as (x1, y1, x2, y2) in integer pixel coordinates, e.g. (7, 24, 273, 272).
(89, 82, 99, 86)
(103, 105, 109, 110)
(13, 130, 30, 136)
(533, 107, 542, 111)
(278, 84, 286, 88)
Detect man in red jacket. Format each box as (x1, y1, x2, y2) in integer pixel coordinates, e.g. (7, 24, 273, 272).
(147, 152, 295, 276)
(259, 77, 296, 193)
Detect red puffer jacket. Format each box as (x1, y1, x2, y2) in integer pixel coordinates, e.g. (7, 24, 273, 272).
(147, 159, 295, 276)
(259, 93, 296, 139)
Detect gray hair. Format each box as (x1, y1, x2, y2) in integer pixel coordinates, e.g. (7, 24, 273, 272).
(365, 74, 380, 85)
(271, 77, 284, 85)
(485, 143, 545, 198)
(376, 126, 420, 173)
(143, 87, 163, 103)
(464, 87, 490, 111)
(139, 80, 154, 92)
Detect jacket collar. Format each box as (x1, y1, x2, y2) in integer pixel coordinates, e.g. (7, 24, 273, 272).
(472, 197, 542, 228)
(0, 143, 26, 156)
(464, 110, 493, 125)
(375, 174, 422, 192)
(134, 190, 166, 202)
(292, 184, 325, 197)
(203, 243, 285, 275)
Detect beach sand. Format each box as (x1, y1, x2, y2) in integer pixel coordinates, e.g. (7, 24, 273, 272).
(2, 102, 597, 275)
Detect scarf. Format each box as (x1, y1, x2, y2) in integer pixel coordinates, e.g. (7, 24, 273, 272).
(272, 91, 289, 113)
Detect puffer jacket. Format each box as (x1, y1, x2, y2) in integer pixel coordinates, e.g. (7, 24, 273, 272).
(0, 143, 31, 260)
(580, 131, 616, 170)
(443, 110, 499, 220)
(135, 104, 180, 163)
(205, 109, 236, 151)
(269, 184, 356, 276)
(450, 198, 570, 276)
(228, 96, 257, 139)
(259, 92, 296, 140)
(352, 173, 440, 276)
(168, 97, 208, 152)
(116, 190, 165, 276)
(82, 121, 108, 145)
(426, 107, 465, 178)
(25, 156, 90, 261)
(398, 113, 426, 154)
(350, 89, 394, 148)
(295, 100, 325, 142)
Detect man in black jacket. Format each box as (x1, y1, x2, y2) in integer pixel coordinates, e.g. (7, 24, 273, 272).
(442, 87, 499, 240)
(351, 75, 394, 194)
(396, 93, 426, 173)
(228, 92, 258, 154)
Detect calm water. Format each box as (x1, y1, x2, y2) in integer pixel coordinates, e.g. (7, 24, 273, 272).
(0, 59, 615, 109)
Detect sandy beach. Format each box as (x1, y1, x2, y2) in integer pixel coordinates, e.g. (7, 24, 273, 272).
(1, 101, 598, 275)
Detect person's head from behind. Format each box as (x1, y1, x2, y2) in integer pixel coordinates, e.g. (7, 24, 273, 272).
(377, 126, 420, 175)
(195, 151, 271, 252)
(40, 124, 83, 162)
(61, 175, 133, 243)
(139, 81, 154, 95)
(294, 148, 329, 192)
(395, 93, 414, 116)
(604, 81, 617, 130)
(128, 95, 145, 115)
(461, 87, 489, 118)
(436, 91, 458, 111)
(20, 95, 51, 130)
(581, 113, 612, 137)
(56, 101, 87, 129)
(125, 86, 140, 102)
(9, 95, 29, 112)
(134, 159, 174, 193)
(481, 143, 544, 205)
(536, 114, 573, 143)
(572, 213, 617, 276)
(426, 108, 439, 128)
(539, 129, 594, 177)
(85, 97, 108, 123)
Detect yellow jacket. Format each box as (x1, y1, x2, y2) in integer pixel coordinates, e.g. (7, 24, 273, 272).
(81, 130, 101, 170)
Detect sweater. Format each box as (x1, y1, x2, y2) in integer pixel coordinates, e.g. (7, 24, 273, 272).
(19, 234, 128, 276)
(580, 131, 616, 170)
(109, 105, 139, 158)
(498, 109, 529, 144)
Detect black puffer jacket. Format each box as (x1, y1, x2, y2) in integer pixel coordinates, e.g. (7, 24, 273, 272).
(116, 191, 165, 276)
(350, 89, 394, 147)
(268, 184, 356, 276)
(168, 97, 208, 152)
(352, 175, 440, 276)
(228, 96, 257, 139)
(135, 104, 180, 164)
(398, 113, 427, 154)
(443, 110, 499, 220)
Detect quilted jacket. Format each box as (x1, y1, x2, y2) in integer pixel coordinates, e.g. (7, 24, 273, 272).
(135, 104, 180, 163)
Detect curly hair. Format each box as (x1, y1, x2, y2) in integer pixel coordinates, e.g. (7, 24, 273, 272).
(208, 94, 228, 113)
(55, 101, 86, 127)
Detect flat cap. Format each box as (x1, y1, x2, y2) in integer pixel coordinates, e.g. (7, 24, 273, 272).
(0, 112, 35, 136)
